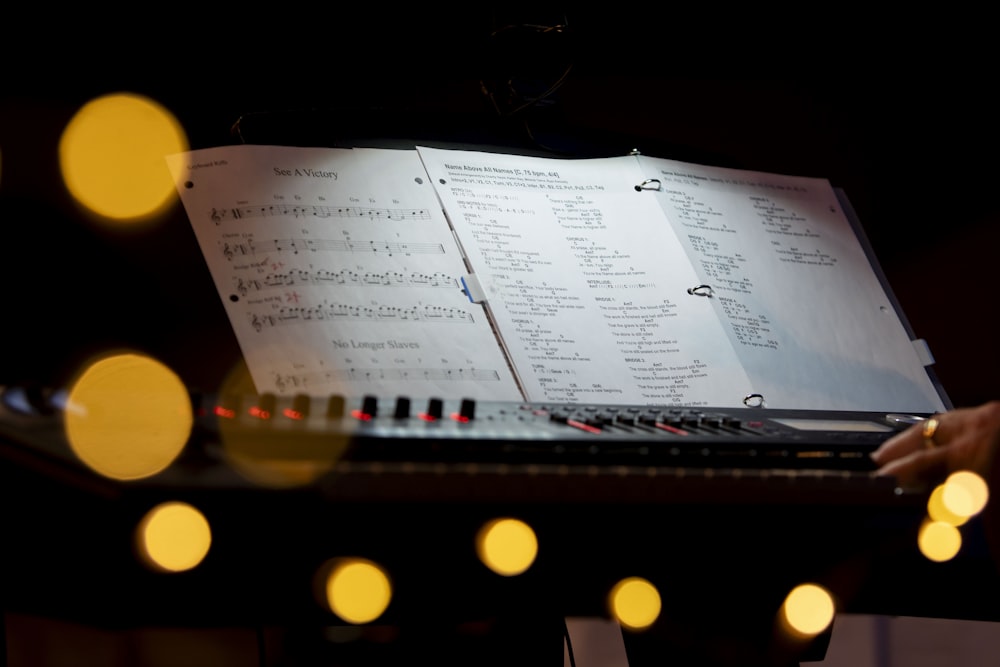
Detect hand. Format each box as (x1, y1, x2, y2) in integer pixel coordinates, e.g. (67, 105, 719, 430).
(871, 400, 1000, 489)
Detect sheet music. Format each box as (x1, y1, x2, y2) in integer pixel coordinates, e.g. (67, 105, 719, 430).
(167, 143, 948, 413)
(637, 155, 947, 412)
(416, 146, 752, 406)
(165, 145, 522, 401)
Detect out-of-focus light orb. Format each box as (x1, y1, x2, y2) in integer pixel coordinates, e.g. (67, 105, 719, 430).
(64, 352, 192, 480)
(222, 448, 338, 489)
(918, 519, 962, 562)
(324, 558, 392, 624)
(781, 583, 835, 636)
(58, 92, 187, 223)
(608, 577, 661, 631)
(136, 501, 212, 572)
(943, 470, 989, 519)
(927, 484, 968, 526)
(475, 517, 538, 576)
(213, 368, 344, 489)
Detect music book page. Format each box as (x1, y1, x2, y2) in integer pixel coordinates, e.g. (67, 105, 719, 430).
(165, 145, 523, 401)
(635, 154, 947, 411)
(413, 146, 751, 406)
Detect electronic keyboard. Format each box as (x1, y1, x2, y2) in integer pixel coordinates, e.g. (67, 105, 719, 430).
(1, 386, 929, 506)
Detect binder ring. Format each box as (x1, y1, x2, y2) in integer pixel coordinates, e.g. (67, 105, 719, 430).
(743, 393, 765, 408)
(634, 178, 661, 192)
(687, 284, 714, 297)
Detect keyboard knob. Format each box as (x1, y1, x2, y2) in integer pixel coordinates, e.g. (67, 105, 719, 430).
(394, 396, 411, 419)
(289, 393, 311, 418)
(326, 395, 346, 419)
(253, 393, 276, 419)
(425, 397, 444, 420)
(360, 395, 378, 418)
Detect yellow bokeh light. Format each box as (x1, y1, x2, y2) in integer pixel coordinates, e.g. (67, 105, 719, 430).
(608, 577, 661, 631)
(781, 583, 835, 636)
(137, 501, 212, 573)
(927, 484, 969, 527)
(59, 92, 187, 222)
(918, 519, 963, 562)
(223, 456, 336, 489)
(210, 365, 342, 489)
(64, 352, 193, 480)
(324, 558, 392, 624)
(943, 471, 989, 518)
(475, 517, 538, 576)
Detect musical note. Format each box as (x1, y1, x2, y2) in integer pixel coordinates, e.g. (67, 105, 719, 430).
(209, 204, 432, 224)
(223, 237, 445, 258)
(246, 301, 475, 330)
(234, 269, 457, 294)
(366, 240, 445, 256)
(343, 367, 501, 382)
(270, 367, 502, 391)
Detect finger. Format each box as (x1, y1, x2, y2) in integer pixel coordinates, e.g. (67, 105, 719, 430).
(921, 415, 949, 449)
(871, 413, 953, 464)
(870, 424, 926, 465)
(874, 445, 951, 488)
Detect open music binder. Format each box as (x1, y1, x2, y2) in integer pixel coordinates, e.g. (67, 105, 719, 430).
(165, 143, 951, 413)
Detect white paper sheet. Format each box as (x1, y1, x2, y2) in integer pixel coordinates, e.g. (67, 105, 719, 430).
(165, 145, 523, 401)
(416, 146, 753, 406)
(638, 155, 947, 411)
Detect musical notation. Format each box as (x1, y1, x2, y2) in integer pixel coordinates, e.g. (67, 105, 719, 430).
(221, 238, 445, 260)
(249, 303, 476, 331)
(234, 269, 457, 296)
(271, 367, 503, 392)
(210, 204, 431, 224)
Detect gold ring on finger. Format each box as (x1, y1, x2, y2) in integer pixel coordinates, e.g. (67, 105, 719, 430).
(922, 416, 941, 449)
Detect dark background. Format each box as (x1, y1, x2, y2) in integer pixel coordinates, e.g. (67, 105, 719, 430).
(3, 9, 1000, 666)
(2, 8, 997, 409)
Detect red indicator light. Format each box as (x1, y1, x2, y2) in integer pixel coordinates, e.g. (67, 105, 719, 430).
(283, 408, 304, 420)
(247, 406, 271, 420)
(213, 406, 236, 419)
(417, 413, 437, 422)
(351, 409, 373, 421)
(567, 419, 601, 434)
(654, 422, 689, 435)
(450, 412, 469, 423)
